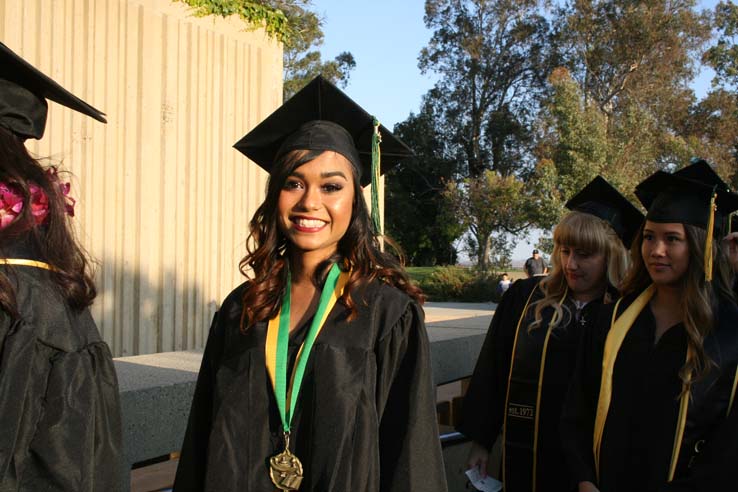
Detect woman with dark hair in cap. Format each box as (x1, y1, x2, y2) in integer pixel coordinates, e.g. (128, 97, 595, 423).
(173, 76, 446, 492)
(0, 43, 122, 491)
(458, 176, 642, 492)
(561, 160, 738, 492)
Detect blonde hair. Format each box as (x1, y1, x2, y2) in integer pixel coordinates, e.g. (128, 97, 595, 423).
(529, 211, 629, 331)
(621, 223, 736, 387)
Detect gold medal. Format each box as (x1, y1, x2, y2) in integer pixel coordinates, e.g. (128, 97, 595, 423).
(269, 432, 304, 491)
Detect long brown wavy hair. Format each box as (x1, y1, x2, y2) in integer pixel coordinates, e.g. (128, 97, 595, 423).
(620, 223, 735, 387)
(0, 127, 97, 318)
(238, 149, 423, 330)
(529, 211, 629, 331)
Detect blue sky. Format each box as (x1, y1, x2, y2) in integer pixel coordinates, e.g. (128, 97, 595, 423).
(311, 0, 722, 260)
(310, 0, 437, 129)
(312, 0, 721, 129)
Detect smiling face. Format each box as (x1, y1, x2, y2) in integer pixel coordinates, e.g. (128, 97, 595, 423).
(559, 245, 608, 301)
(277, 150, 355, 260)
(641, 220, 690, 286)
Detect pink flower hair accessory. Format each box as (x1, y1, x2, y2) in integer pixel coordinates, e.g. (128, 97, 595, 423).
(0, 167, 75, 230)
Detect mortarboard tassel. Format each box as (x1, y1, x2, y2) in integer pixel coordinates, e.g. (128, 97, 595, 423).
(370, 118, 382, 235)
(704, 190, 717, 282)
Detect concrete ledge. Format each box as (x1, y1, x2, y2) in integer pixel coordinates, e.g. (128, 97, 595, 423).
(424, 302, 492, 386)
(116, 302, 495, 485)
(115, 351, 201, 470)
(428, 326, 487, 386)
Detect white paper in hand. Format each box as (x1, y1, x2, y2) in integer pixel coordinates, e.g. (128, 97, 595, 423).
(464, 467, 503, 492)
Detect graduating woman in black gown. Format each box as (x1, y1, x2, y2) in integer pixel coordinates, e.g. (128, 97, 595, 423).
(0, 43, 122, 491)
(173, 76, 446, 492)
(458, 177, 642, 492)
(562, 161, 738, 492)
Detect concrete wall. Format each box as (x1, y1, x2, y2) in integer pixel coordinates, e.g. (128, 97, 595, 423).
(1, 0, 283, 356)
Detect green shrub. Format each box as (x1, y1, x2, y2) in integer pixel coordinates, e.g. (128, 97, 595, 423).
(417, 266, 472, 301)
(413, 266, 502, 302)
(460, 274, 500, 302)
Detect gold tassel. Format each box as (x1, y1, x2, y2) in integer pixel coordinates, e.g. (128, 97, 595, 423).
(704, 191, 717, 282)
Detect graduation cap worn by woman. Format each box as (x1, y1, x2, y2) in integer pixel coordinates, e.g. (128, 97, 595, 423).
(234, 75, 412, 234)
(459, 176, 642, 492)
(562, 161, 738, 492)
(174, 76, 446, 492)
(0, 42, 105, 139)
(0, 42, 122, 491)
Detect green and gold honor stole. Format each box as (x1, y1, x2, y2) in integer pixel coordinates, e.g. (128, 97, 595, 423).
(0, 258, 56, 271)
(502, 286, 567, 492)
(265, 263, 349, 491)
(593, 284, 691, 483)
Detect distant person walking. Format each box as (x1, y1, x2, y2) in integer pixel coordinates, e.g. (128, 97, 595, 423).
(497, 273, 512, 296)
(524, 249, 548, 277)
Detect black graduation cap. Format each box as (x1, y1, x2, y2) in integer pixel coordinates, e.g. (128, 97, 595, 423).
(0, 42, 106, 140)
(674, 158, 734, 235)
(565, 176, 644, 248)
(233, 75, 413, 187)
(673, 159, 730, 193)
(636, 169, 738, 236)
(635, 167, 738, 280)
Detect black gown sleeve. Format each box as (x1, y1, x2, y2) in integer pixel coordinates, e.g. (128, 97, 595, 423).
(659, 380, 738, 492)
(375, 301, 447, 492)
(173, 311, 224, 492)
(559, 303, 609, 487)
(33, 339, 123, 492)
(456, 280, 527, 449)
(0, 314, 123, 492)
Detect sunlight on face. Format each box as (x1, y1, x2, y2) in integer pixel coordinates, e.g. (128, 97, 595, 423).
(277, 151, 355, 260)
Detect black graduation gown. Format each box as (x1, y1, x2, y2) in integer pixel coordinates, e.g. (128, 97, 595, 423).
(0, 241, 123, 492)
(458, 277, 601, 492)
(172, 279, 447, 492)
(561, 292, 738, 492)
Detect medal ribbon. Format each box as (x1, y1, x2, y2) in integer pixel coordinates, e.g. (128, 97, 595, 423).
(265, 263, 349, 433)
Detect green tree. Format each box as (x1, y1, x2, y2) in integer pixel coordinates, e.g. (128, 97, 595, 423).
(385, 101, 462, 266)
(420, 0, 552, 177)
(682, 89, 738, 186)
(443, 169, 556, 270)
(699, 1, 738, 186)
(536, 67, 610, 201)
(704, 1, 738, 89)
(270, 0, 356, 99)
(554, 0, 708, 121)
(537, 0, 713, 206)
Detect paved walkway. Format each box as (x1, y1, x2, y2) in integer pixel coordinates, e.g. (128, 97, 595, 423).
(424, 301, 496, 342)
(424, 301, 496, 326)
